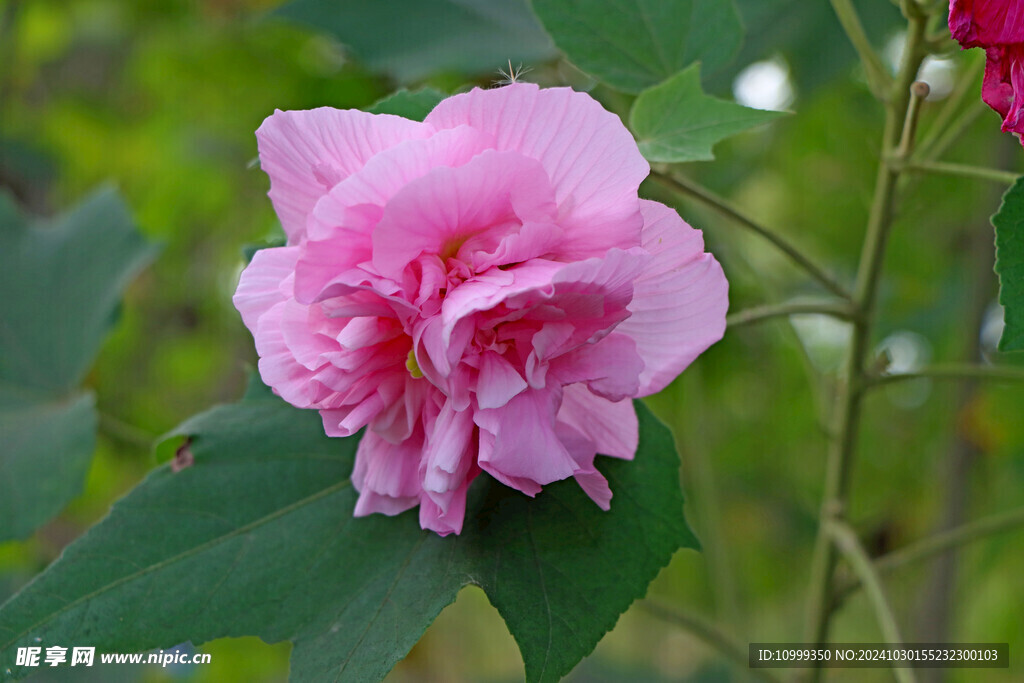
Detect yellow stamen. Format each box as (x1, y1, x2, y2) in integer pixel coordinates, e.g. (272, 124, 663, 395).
(405, 349, 424, 379)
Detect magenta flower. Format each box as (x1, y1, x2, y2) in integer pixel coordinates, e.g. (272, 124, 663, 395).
(949, 0, 1024, 144)
(234, 84, 728, 535)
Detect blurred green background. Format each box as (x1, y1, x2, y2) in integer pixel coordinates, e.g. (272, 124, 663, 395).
(1, 0, 1022, 681)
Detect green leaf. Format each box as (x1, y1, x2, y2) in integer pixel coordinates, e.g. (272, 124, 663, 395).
(0, 391, 96, 541)
(529, 0, 743, 93)
(0, 189, 155, 541)
(366, 88, 446, 121)
(629, 64, 786, 163)
(0, 388, 696, 682)
(273, 0, 555, 82)
(993, 177, 1024, 352)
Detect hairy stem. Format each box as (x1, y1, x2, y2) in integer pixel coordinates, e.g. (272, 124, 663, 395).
(728, 301, 858, 328)
(916, 55, 985, 157)
(829, 0, 893, 99)
(802, 7, 929, 679)
(650, 171, 851, 300)
(866, 363, 1024, 387)
(98, 412, 157, 451)
(640, 600, 786, 683)
(833, 506, 1024, 604)
(827, 521, 918, 683)
(919, 99, 988, 163)
(903, 160, 1018, 185)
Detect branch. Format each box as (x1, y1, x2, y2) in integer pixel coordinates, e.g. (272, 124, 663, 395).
(903, 160, 1019, 185)
(916, 55, 985, 159)
(639, 600, 786, 683)
(650, 171, 851, 300)
(867, 363, 1024, 388)
(919, 99, 988, 163)
(803, 17, 930, 677)
(728, 301, 857, 328)
(833, 506, 1024, 604)
(829, 0, 893, 99)
(827, 521, 918, 683)
(98, 412, 157, 450)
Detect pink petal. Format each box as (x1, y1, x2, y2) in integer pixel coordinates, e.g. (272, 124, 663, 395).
(469, 219, 564, 273)
(278, 297, 346, 371)
(257, 108, 431, 242)
(319, 393, 385, 438)
(232, 246, 300, 332)
(557, 383, 638, 460)
(371, 376, 431, 445)
(419, 471, 476, 537)
(440, 248, 648, 348)
(425, 83, 649, 259)
(252, 301, 328, 407)
(308, 125, 496, 240)
(617, 200, 729, 396)
(352, 430, 423, 517)
(949, 0, 1024, 47)
(982, 44, 1024, 141)
(371, 149, 557, 275)
(556, 422, 612, 510)
(422, 399, 475, 494)
(475, 350, 528, 409)
(439, 260, 562, 340)
(548, 332, 643, 402)
(474, 388, 579, 490)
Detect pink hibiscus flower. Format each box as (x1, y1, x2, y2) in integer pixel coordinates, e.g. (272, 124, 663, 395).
(949, 0, 1024, 143)
(234, 83, 728, 535)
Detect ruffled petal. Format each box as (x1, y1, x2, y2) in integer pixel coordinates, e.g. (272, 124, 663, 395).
(982, 44, 1024, 139)
(425, 83, 648, 259)
(547, 332, 643, 402)
(419, 470, 476, 536)
(475, 351, 528, 409)
(556, 422, 613, 510)
(422, 399, 475, 495)
(474, 388, 579, 490)
(949, 0, 1024, 47)
(371, 149, 557, 275)
(352, 430, 423, 517)
(557, 383, 638, 460)
(257, 108, 431, 242)
(617, 200, 729, 396)
(232, 246, 300, 332)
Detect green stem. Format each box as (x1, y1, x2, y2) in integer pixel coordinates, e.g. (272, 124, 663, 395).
(728, 302, 857, 328)
(916, 55, 985, 158)
(803, 11, 929, 680)
(866, 363, 1024, 387)
(827, 521, 917, 683)
(829, 0, 893, 99)
(650, 171, 851, 300)
(98, 412, 157, 450)
(920, 99, 988, 163)
(833, 506, 1024, 605)
(640, 600, 786, 683)
(903, 160, 1018, 185)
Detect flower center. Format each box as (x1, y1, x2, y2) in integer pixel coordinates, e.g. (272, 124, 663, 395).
(405, 349, 424, 379)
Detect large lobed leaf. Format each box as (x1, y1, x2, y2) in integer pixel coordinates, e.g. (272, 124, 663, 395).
(273, 0, 555, 83)
(0, 382, 697, 682)
(993, 177, 1024, 352)
(530, 0, 743, 93)
(0, 190, 155, 541)
(630, 64, 786, 163)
